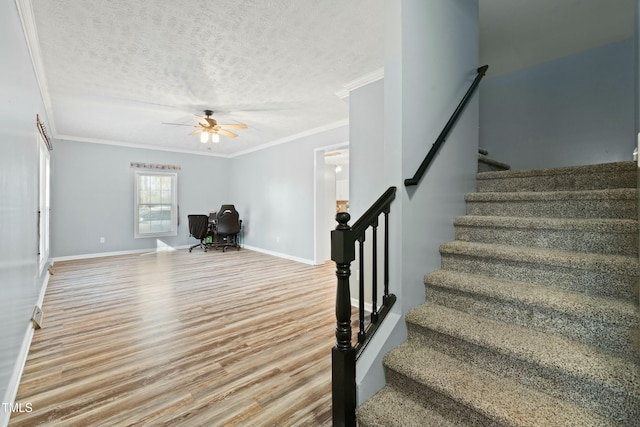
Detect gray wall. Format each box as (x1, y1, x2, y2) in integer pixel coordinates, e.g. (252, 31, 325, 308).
(355, 0, 480, 404)
(228, 125, 348, 263)
(481, 38, 635, 169)
(52, 140, 230, 258)
(0, 0, 51, 411)
(349, 79, 385, 219)
(399, 0, 479, 313)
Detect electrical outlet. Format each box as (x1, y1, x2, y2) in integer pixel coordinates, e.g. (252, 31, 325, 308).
(276, 236, 280, 243)
(99, 237, 105, 243)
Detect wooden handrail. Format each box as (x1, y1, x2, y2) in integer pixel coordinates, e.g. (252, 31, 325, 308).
(404, 65, 488, 187)
(351, 186, 396, 237)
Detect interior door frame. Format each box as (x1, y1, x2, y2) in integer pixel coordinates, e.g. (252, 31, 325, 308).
(313, 141, 349, 265)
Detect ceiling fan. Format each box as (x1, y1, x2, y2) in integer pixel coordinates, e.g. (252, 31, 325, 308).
(165, 110, 248, 143)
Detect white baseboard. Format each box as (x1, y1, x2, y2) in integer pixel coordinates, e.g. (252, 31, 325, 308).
(351, 298, 373, 313)
(241, 244, 317, 265)
(52, 245, 188, 262)
(52, 245, 320, 267)
(2, 267, 49, 427)
(0, 324, 35, 427)
(0, 324, 34, 427)
(36, 268, 50, 308)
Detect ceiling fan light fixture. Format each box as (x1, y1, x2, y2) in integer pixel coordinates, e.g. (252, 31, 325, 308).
(165, 110, 246, 144)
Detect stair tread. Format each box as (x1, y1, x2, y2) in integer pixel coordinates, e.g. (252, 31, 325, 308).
(357, 161, 640, 427)
(477, 161, 636, 180)
(440, 240, 639, 274)
(406, 302, 639, 395)
(425, 269, 638, 323)
(454, 215, 638, 232)
(466, 188, 637, 201)
(385, 342, 612, 427)
(357, 385, 458, 427)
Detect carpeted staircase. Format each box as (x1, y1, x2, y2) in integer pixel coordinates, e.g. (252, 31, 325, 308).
(357, 160, 640, 426)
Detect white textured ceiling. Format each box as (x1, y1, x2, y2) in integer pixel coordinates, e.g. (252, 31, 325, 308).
(26, 0, 634, 156)
(31, 0, 384, 156)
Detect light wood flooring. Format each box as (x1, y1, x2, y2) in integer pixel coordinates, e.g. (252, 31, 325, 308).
(10, 248, 339, 426)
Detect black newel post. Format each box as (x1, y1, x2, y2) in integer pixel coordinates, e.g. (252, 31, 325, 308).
(331, 212, 356, 427)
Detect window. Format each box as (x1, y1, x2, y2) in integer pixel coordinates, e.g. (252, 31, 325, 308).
(134, 171, 178, 238)
(37, 133, 50, 273)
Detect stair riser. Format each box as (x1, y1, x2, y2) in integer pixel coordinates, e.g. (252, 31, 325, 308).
(382, 368, 501, 427)
(406, 324, 638, 425)
(440, 254, 638, 300)
(476, 171, 637, 193)
(454, 226, 638, 256)
(426, 284, 638, 357)
(466, 199, 637, 219)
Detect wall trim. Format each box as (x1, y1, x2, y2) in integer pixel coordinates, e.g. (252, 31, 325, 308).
(14, 0, 56, 135)
(52, 245, 318, 267)
(241, 244, 317, 265)
(54, 118, 349, 159)
(335, 68, 385, 99)
(0, 268, 50, 427)
(0, 325, 33, 427)
(52, 245, 187, 263)
(57, 134, 231, 158)
(351, 298, 373, 314)
(36, 268, 50, 317)
(229, 119, 349, 158)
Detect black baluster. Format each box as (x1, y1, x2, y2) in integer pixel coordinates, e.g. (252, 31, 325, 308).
(358, 235, 365, 345)
(371, 217, 379, 324)
(383, 210, 390, 304)
(331, 212, 356, 427)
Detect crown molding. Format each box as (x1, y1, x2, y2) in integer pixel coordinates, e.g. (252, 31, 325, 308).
(56, 134, 232, 158)
(229, 119, 349, 158)
(14, 0, 57, 135)
(334, 67, 385, 99)
(56, 118, 349, 158)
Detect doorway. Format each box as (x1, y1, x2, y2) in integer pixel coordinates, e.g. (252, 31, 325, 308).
(313, 143, 349, 265)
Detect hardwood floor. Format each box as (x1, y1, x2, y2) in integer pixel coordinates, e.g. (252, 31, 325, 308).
(10, 249, 340, 426)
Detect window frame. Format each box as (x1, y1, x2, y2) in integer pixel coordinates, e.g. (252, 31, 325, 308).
(134, 170, 178, 239)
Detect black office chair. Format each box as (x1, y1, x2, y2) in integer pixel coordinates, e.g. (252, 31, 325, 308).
(188, 214, 211, 252)
(214, 205, 241, 252)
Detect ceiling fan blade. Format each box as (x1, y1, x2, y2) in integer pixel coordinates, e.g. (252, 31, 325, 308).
(190, 129, 205, 135)
(218, 123, 248, 130)
(162, 122, 196, 127)
(218, 129, 238, 138)
(194, 115, 210, 127)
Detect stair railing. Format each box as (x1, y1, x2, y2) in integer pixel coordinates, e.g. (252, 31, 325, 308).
(405, 65, 489, 187)
(331, 186, 397, 427)
(331, 65, 489, 427)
